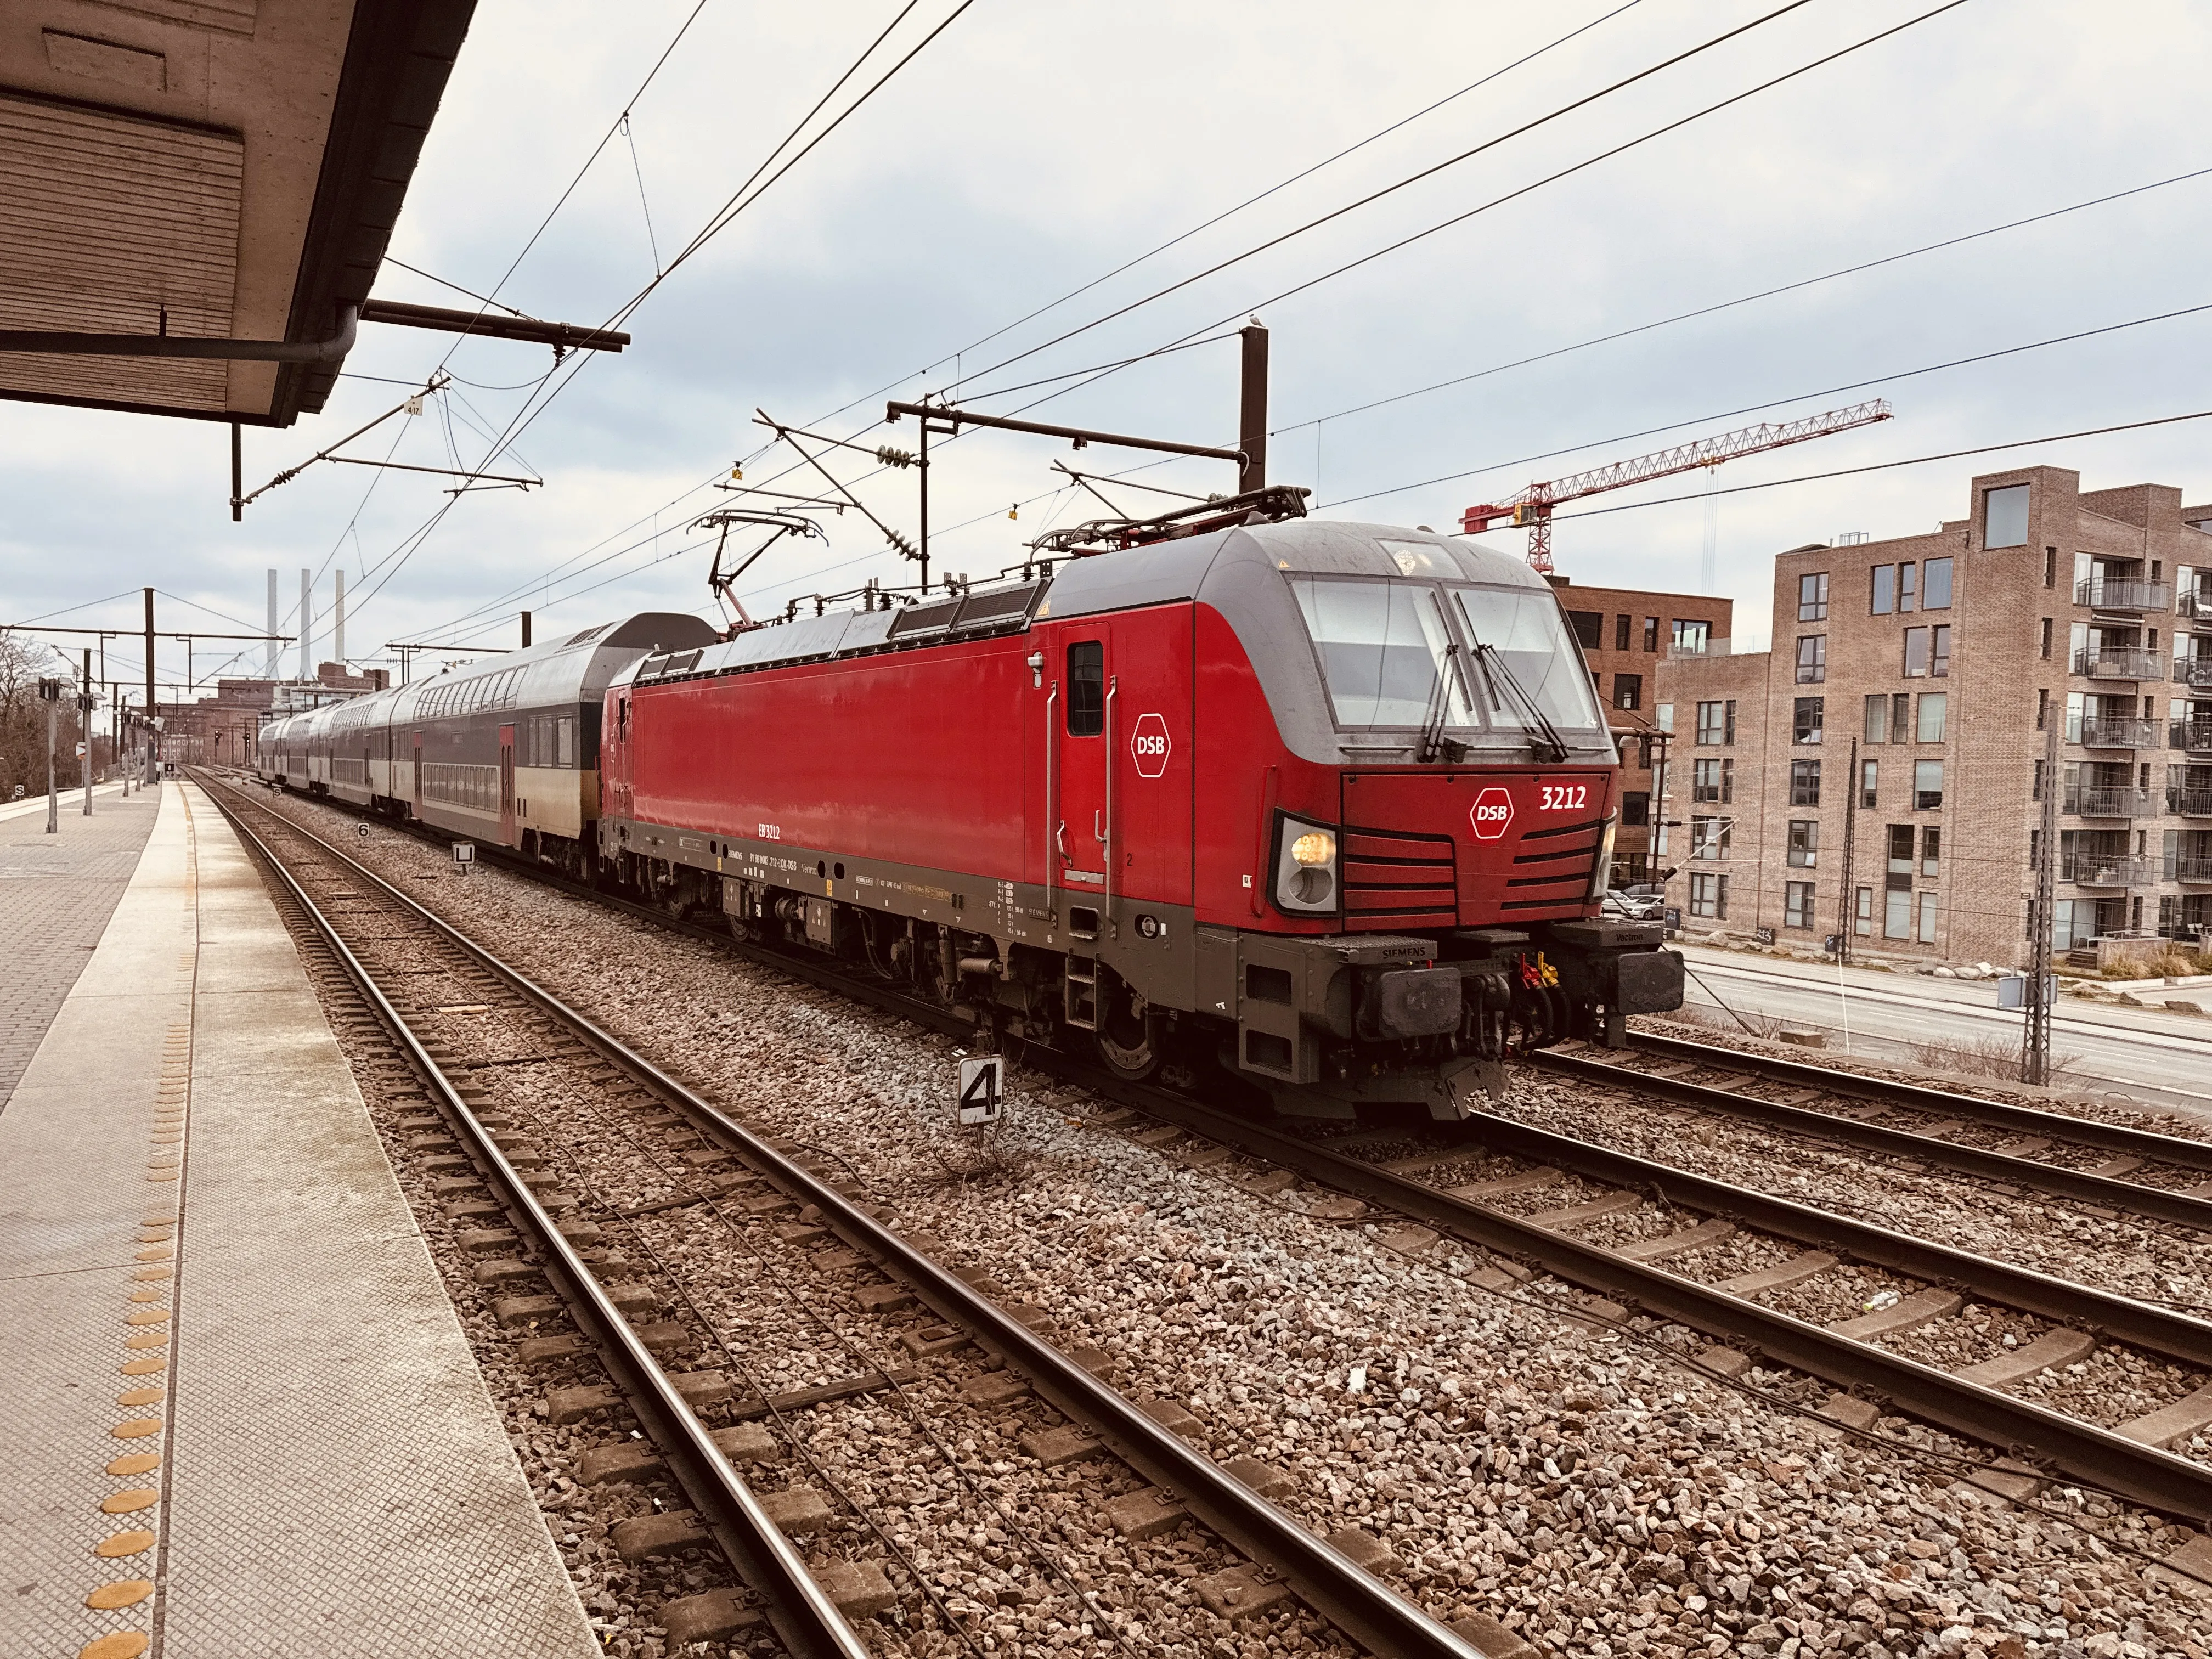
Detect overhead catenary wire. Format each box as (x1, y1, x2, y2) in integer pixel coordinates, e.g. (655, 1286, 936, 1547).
(953, 0, 1856, 395)
(345, 0, 978, 630)
(966, 0, 1978, 418)
(390, 1, 1654, 648)
(1321, 295, 2212, 509)
(1277, 161, 2212, 436)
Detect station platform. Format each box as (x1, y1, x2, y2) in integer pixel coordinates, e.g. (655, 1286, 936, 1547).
(0, 782, 597, 1659)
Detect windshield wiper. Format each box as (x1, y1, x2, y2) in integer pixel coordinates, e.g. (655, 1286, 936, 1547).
(1417, 642, 1468, 764)
(1473, 644, 1571, 765)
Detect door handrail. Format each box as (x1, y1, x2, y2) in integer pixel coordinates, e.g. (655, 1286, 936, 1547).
(1103, 675, 1118, 939)
(1045, 681, 1059, 926)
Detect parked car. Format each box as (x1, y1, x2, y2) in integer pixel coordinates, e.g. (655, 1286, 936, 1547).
(1604, 888, 1664, 920)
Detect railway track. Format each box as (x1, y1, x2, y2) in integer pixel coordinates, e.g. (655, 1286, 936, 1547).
(1532, 1030, 2212, 1232)
(203, 776, 1498, 1659)
(211, 776, 2212, 1551)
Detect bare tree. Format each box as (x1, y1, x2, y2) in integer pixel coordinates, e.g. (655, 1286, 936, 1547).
(0, 635, 85, 802)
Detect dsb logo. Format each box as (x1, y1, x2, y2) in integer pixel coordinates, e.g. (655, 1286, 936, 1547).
(1130, 713, 1172, 778)
(1470, 786, 1514, 840)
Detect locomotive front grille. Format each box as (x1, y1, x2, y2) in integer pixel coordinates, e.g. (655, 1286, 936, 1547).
(1498, 814, 1607, 913)
(1341, 827, 1458, 932)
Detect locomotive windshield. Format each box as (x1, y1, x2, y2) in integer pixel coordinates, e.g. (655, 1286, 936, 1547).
(1449, 585, 1606, 733)
(1287, 571, 1604, 738)
(1290, 577, 1473, 728)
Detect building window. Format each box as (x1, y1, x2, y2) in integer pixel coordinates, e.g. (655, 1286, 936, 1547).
(1917, 891, 1939, 944)
(1566, 610, 1603, 649)
(1924, 556, 1953, 610)
(1613, 673, 1643, 710)
(2051, 898, 2076, 951)
(1785, 880, 1815, 929)
(2044, 546, 2057, 588)
(1695, 700, 1728, 744)
(1689, 816, 1731, 860)
(1655, 701, 1674, 733)
(1689, 872, 1729, 919)
(1871, 564, 1894, 615)
(1793, 696, 1824, 744)
(1854, 886, 1873, 936)
(1790, 759, 1821, 806)
(1861, 758, 1878, 808)
(1985, 483, 2030, 549)
(1691, 759, 1723, 802)
(1787, 819, 1819, 867)
(1931, 624, 1951, 678)
(1621, 791, 1650, 827)
(1916, 692, 1947, 743)
(1863, 694, 1886, 744)
(2036, 688, 2048, 731)
(1884, 887, 1912, 938)
(1888, 823, 1915, 878)
(1904, 627, 1929, 677)
(1643, 616, 1660, 652)
(1796, 635, 1826, 684)
(1898, 562, 1917, 614)
(1891, 692, 1911, 743)
(1921, 825, 1941, 877)
(2040, 617, 2052, 659)
(1799, 572, 1829, 622)
(1673, 619, 1711, 653)
(1914, 759, 1944, 810)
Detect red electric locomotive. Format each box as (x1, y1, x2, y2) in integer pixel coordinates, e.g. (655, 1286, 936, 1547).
(598, 511, 1683, 1120)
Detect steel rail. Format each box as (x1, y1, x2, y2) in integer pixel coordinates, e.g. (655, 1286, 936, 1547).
(1105, 1086, 2212, 1523)
(208, 791, 872, 1659)
(1533, 1045, 2212, 1230)
(1624, 1030, 2212, 1174)
(202, 776, 1486, 1659)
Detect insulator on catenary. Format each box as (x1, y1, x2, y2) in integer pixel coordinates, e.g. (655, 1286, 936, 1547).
(886, 530, 918, 560)
(876, 446, 917, 469)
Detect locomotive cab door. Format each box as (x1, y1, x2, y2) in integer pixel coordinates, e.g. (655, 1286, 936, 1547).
(498, 724, 516, 845)
(1044, 627, 1111, 937)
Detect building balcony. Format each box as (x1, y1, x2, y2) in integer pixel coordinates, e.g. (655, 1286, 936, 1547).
(2173, 790, 2212, 817)
(2182, 591, 2212, 621)
(2062, 854, 2160, 887)
(2177, 721, 2212, 754)
(2065, 786, 2155, 818)
(2074, 648, 2165, 680)
(2174, 856, 2212, 884)
(2076, 577, 2172, 611)
(2175, 657, 2212, 688)
(2077, 715, 2158, 748)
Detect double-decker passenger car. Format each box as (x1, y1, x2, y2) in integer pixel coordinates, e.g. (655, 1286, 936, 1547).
(259, 613, 716, 874)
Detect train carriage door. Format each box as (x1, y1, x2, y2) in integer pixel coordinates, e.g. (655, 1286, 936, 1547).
(499, 724, 516, 845)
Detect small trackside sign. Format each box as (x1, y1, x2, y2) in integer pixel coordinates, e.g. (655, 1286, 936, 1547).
(957, 1055, 1005, 1125)
(1130, 712, 1171, 778)
(1470, 786, 1513, 840)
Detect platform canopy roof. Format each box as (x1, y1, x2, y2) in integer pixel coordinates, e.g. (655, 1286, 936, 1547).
(0, 0, 473, 428)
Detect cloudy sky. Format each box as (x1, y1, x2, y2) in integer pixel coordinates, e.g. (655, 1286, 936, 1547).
(8, 0, 2212, 693)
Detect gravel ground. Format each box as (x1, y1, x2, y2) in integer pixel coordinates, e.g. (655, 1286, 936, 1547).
(239, 783, 2212, 1658)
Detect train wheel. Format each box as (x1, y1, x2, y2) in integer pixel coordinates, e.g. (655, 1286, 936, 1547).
(1094, 971, 1161, 1082)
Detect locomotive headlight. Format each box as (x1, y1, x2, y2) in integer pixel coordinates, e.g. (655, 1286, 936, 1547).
(1589, 813, 1618, 899)
(1276, 818, 1340, 913)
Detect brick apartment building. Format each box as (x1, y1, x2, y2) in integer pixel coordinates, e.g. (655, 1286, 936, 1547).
(1545, 577, 1733, 885)
(1656, 466, 2212, 967)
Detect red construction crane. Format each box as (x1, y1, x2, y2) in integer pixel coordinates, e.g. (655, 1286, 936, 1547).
(1460, 399, 1894, 573)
